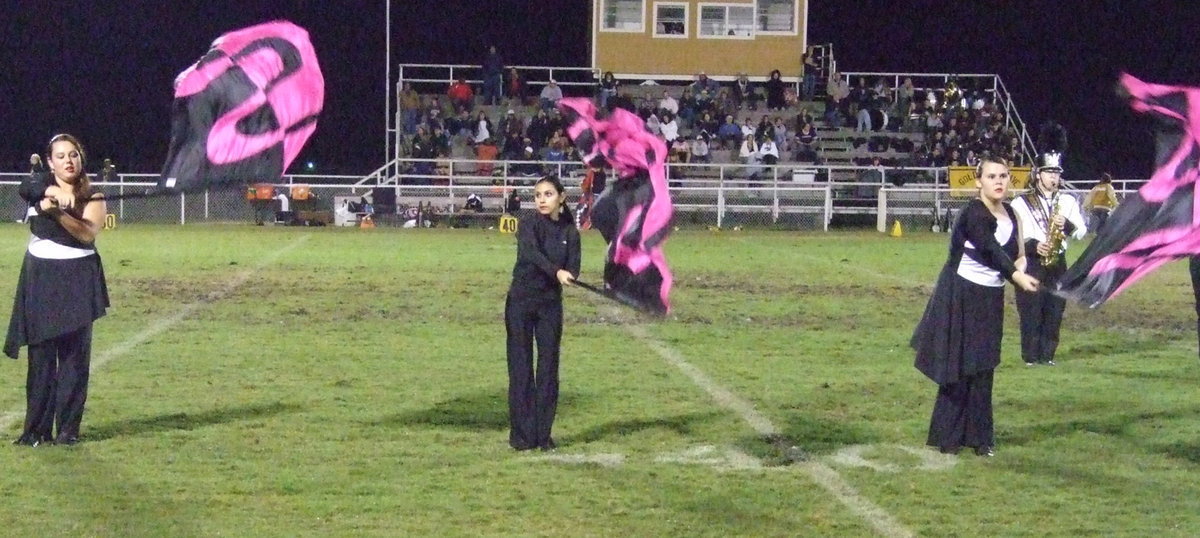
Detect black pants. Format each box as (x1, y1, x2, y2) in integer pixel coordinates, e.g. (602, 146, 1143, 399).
(504, 294, 562, 449)
(24, 324, 92, 443)
(1191, 257, 1200, 360)
(1090, 209, 1110, 235)
(1016, 256, 1067, 363)
(927, 369, 994, 450)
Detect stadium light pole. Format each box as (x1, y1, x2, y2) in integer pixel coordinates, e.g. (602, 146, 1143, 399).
(385, 0, 391, 172)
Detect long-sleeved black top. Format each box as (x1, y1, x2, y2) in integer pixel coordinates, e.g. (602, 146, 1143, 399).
(19, 172, 95, 249)
(508, 212, 581, 300)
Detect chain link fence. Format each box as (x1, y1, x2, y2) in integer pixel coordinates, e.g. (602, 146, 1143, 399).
(1, 169, 1098, 232)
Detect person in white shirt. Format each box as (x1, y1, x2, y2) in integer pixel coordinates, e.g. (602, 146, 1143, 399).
(658, 90, 678, 116)
(539, 80, 563, 111)
(1010, 151, 1087, 366)
(659, 113, 679, 142)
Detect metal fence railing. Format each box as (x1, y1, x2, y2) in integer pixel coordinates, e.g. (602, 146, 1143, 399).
(0, 171, 1134, 231)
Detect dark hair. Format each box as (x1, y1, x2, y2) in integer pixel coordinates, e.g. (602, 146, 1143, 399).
(535, 174, 573, 221)
(45, 133, 93, 203)
(1099, 172, 1113, 184)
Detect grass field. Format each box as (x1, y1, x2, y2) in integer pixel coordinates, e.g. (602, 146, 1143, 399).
(0, 222, 1198, 537)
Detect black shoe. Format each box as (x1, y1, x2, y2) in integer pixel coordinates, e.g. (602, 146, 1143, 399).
(1045, 360, 1057, 366)
(14, 434, 48, 447)
(56, 436, 80, 446)
(539, 438, 557, 451)
(975, 446, 994, 457)
(1024, 361, 1037, 367)
(938, 445, 960, 455)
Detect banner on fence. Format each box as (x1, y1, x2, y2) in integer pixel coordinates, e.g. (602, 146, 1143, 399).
(947, 166, 1031, 197)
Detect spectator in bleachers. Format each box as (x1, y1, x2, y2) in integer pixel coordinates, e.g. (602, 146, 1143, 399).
(547, 128, 568, 152)
(734, 73, 758, 110)
(507, 67, 527, 106)
(481, 45, 504, 106)
(671, 136, 691, 163)
(539, 80, 564, 111)
(514, 146, 541, 179)
(772, 117, 788, 153)
(645, 113, 662, 137)
(739, 134, 761, 180)
(695, 88, 715, 116)
(947, 148, 965, 167)
(802, 47, 819, 100)
(660, 112, 680, 143)
(424, 102, 444, 133)
(825, 72, 850, 128)
(658, 90, 679, 116)
(717, 115, 741, 149)
(795, 106, 814, 129)
(501, 109, 522, 139)
(690, 72, 719, 98)
(897, 77, 916, 131)
(608, 87, 636, 114)
(430, 125, 450, 157)
(598, 71, 618, 110)
(447, 108, 474, 141)
(399, 82, 421, 135)
(690, 134, 711, 163)
(502, 129, 524, 160)
(754, 115, 775, 144)
(528, 110, 551, 150)
(694, 111, 718, 138)
(544, 139, 567, 165)
(473, 111, 493, 145)
(677, 87, 697, 129)
(740, 117, 756, 141)
(715, 88, 735, 118)
(759, 136, 780, 166)
(475, 138, 500, 176)
(765, 69, 786, 111)
(943, 80, 963, 111)
(448, 78, 474, 112)
(856, 103, 873, 133)
(793, 121, 819, 162)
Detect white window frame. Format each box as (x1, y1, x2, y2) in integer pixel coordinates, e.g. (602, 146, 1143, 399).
(600, 0, 647, 33)
(697, 3, 756, 40)
(652, 2, 690, 38)
(755, 0, 799, 36)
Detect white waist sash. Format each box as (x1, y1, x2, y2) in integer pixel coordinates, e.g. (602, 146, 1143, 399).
(28, 235, 95, 260)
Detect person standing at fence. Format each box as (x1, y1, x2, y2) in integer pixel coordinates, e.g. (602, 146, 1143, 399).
(913, 156, 1039, 457)
(504, 175, 580, 451)
(1011, 151, 1087, 366)
(5, 134, 110, 447)
(1083, 172, 1119, 234)
(481, 45, 504, 106)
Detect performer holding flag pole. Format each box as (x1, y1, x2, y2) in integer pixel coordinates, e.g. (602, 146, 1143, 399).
(1012, 126, 1087, 366)
(504, 175, 580, 452)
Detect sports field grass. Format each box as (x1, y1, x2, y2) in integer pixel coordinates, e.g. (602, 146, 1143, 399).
(0, 223, 1198, 536)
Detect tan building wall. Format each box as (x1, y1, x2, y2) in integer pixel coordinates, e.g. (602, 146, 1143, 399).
(592, 0, 807, 80)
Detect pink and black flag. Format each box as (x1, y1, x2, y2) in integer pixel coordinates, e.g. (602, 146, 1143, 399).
(1056, 74, 1200, 307)
(159, 21, 324, 192)
(558, 98, 674, 316)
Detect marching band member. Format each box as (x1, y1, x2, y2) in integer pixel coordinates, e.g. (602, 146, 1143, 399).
(1011, 151, 1087, 365)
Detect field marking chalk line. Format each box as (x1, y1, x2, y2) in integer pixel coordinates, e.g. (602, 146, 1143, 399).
(619, 316, 915, 538)
(1, 234, 312, 432)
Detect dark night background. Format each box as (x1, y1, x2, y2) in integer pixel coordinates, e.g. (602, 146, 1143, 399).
(1, 1, 1198, 181)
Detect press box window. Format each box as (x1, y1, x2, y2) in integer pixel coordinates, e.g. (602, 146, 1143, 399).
(654, 3, 688, 38)
(602, 0, 646, 32)
(757, 0, 796, 34)
(698, 4, 755, 39)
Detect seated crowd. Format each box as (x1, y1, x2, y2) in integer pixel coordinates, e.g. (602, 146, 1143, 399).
(395, 67, 1028, 185)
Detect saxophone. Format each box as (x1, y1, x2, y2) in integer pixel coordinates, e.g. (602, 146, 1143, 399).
(1041, 193, 1065, 267)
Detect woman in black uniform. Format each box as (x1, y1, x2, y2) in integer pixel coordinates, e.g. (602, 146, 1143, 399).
(4, 134, 110, 447)
(505, 175, 580, 451)
(912, 156, 1039, 457)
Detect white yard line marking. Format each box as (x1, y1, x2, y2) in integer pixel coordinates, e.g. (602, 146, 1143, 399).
(0, 235, 311, 432)
(533, 453, 626, 467)
(619, 315, 915, 538)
